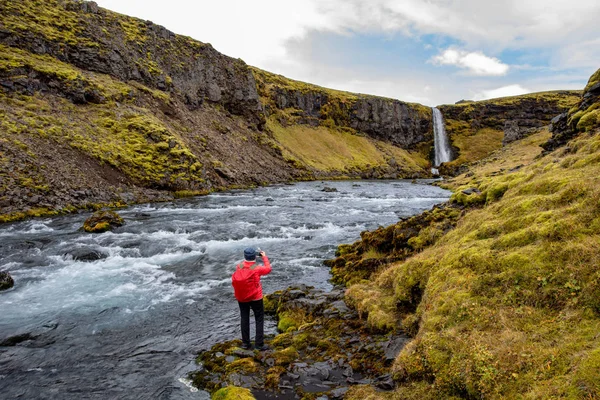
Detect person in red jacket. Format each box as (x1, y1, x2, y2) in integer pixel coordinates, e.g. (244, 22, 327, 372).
(232, 247, 272, 350)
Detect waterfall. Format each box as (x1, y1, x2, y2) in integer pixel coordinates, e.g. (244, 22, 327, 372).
(431, 107, 452, 174)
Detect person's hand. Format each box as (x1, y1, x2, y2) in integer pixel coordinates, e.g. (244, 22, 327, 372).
(259, 251, 266, 257)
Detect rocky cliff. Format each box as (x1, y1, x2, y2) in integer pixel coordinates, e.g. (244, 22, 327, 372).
(543, 68, 600, 152)
(436, 91, 581, 174)
(254, 68, 432, 149)
(0, 0, 264, 125)
(0, 0, 585, 222)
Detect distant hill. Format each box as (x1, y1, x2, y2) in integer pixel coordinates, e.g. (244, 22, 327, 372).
(0, 0, 581, 222)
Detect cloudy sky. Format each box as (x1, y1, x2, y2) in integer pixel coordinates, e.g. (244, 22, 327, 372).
(94, 0, 599, 106)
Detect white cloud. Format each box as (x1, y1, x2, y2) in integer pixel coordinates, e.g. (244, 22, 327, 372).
(473, 84, 530, 100)
(92, 0, 598, 105)
(431, 48, 509, 76)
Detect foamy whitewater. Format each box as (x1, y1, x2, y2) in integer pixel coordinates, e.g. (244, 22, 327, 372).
(0, 180, 450, 399)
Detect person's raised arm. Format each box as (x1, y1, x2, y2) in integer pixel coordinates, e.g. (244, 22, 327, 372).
(255, 251, 272, 276)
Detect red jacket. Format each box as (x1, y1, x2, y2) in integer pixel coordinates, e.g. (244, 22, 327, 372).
(233, 256, 272, 302)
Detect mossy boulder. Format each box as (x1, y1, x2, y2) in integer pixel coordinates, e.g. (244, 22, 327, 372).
(0, 271, 14, 291)
(211, 386, 255, 400)
(82, 210, 124, 233)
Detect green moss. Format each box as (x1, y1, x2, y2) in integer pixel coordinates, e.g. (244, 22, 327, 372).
(265, 366, 286, 389)
(576, 109, 599, 132)
(271, 347, 299, 366)
(119, 18, 147, 44)
(584, 68, 600, 92)
(225, 358, 258, 375)
(277, 309, 307, 333)
(1, 0, 99, 47)
(211, 387, 255, 400)
(572, 347, 600, 398)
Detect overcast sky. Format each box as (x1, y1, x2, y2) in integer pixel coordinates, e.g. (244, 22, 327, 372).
(94, 0, 599, 106)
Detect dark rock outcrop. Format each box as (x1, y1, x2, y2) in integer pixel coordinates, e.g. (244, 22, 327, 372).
(254, 71, 433, 148)
(351, 97, 432, 147)
(439, 93, 580, 146)
(543, 69, 600, 152)
(0, 271, 14, 291)
(0, 0, 265, 126)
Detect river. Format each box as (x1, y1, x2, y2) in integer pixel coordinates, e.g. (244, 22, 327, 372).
(0, 180, 450, 399)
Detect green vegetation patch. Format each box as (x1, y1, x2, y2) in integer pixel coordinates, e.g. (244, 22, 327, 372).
(212, 386, 255, 400)
(0, 0, 98, 47)
(266, 118, 425, 175)
(0, 45, 152, 102)
(344, 126, 600, 398)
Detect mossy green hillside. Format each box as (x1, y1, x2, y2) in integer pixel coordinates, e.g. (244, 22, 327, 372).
(266, 117, 428, 176)
(0, 0, 98, 47)
(344, 126, 600, 398)
(252, 67, 359, 104)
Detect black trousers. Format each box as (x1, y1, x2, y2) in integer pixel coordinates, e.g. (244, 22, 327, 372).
(238, 299, 264, 347)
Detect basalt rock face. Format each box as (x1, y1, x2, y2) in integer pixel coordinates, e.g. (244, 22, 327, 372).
(351, 98, 432, 148)
(543, 68, 600, 152)
(439, 93, 580, 146)
(256, 72, 433, 148)
(0, 0, 265, 127)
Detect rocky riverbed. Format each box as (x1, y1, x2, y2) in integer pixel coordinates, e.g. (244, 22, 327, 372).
(192, 285, 406, 399)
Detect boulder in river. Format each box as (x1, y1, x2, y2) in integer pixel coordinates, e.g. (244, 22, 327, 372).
(321, 186, 338, 193)
(0, 271, 14, 291)
(82, 210, 124, 233)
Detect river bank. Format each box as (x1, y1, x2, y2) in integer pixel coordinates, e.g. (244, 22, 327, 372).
(0, 180, 450, 400)
(189, 198, 465, 399)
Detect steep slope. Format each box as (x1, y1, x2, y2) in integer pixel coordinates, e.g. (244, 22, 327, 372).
(0, 0, 431, 222)
(334, 70, 600, 399)
(0, 0, 584, 223)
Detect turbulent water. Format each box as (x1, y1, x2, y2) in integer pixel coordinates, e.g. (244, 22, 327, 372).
(0, 180, 450, 399)
(432, 107, 452, 171)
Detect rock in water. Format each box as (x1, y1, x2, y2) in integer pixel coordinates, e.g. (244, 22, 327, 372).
(82, 210, 125, 233)
(0, 271, 14, 291)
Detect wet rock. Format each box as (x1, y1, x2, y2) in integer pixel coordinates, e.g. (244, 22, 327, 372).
(230, 349, 255, 358)
(375, 374, 395, 391)
(321, 187, 338, 193)
(461, 188, 481, 195)
(288, 297, 328, 314)
(342, 365, 353, 377)
(330, 387, 349, 399)
(265, 197, 275, 202)
(0, 333, 34, 346)
(82, 210, 124, 233)
(287, 289, 307, 300)
(323, 300, 351, 318)
(381, 336, 409, 361)
(0, 271, 14, 291)
(68, 248, 108, 262)
(229, 372, 260, 388)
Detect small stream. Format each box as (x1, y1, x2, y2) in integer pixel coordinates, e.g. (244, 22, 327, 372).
(0, 180, 450, 399)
